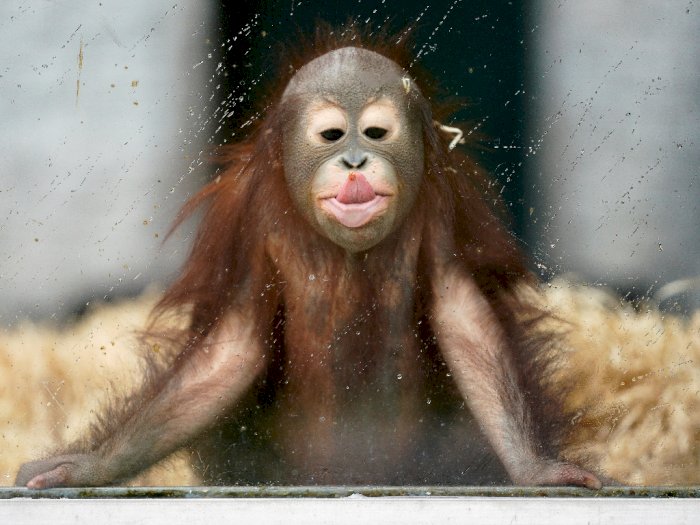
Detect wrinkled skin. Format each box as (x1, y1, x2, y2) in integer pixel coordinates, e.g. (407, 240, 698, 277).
(282, 47, 425, 252)
(16, 454, 108, 489)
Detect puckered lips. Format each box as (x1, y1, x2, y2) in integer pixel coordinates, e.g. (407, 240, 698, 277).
(320, 172, 390, 228)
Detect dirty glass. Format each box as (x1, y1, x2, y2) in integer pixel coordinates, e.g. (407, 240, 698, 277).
(0, 0, 697, 491)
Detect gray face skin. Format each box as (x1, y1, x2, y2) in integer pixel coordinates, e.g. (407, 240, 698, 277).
(281, 47, 427, 253)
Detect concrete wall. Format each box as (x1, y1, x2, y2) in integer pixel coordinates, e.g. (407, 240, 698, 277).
(0, 1, 215, 325)
(527, 1, 699, 308)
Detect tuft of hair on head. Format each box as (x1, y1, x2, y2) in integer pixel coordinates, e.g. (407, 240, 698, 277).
(256, 20, 442, 114)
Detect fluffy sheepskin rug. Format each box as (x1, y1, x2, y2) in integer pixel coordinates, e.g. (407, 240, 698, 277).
(0, 290, 197, 487)
(1, 281, 698, 487)
(544, 281, 699, 485)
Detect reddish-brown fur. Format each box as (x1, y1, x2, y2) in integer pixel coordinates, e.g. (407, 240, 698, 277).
(16, 27, 583, 487)
(140, 30, 564, 483)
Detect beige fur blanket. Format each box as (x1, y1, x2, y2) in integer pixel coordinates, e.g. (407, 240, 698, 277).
(1, 282, 697, 486)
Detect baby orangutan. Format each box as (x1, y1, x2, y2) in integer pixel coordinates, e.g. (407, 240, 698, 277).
(16, 40, 602, 489)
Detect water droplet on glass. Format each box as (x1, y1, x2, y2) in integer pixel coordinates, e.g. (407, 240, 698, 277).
(397, 373, 403, 380)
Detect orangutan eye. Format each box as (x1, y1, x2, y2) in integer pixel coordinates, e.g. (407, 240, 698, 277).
(320, 128, 345, 142)
(359, 101, 399, 142)
(364, 127, 388, 140)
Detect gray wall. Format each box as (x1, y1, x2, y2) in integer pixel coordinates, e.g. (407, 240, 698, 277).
(527, 1, 700, 307)
(0, 1, 215, 325)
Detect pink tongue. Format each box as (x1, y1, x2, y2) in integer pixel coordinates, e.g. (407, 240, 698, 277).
(336, 172, 375, 204)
